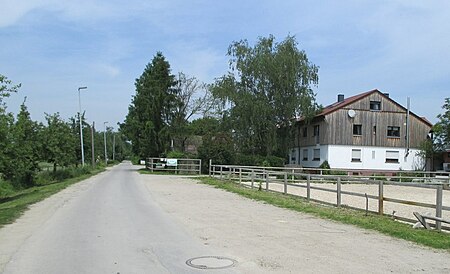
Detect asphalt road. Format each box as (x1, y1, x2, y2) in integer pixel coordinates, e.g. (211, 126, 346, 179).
(1, 163, 236, 273)
(2, 163, 450, 273)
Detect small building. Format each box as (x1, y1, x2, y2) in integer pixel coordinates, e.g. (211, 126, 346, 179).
(289, 89, 433, 171)
(443, 149, 450, 171)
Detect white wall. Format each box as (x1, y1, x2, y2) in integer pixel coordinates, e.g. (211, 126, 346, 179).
(291, 145, 328, 168)
(291, 145, 424, 171)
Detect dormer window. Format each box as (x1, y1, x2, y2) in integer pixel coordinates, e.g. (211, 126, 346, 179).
(370, 101, 381, 111)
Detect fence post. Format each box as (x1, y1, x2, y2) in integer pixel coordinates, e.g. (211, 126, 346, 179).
(307, 174, 311, 201)
(291, 169, 295, 183)
(436, 185, 443, 231)
(378, 181, 384, 215)
(228, 167, 231, 180)
(251, 170, 255, 189)
(265, 170, 269, 190)
(239, 168, 242, 184)
(220, 166, 223, 180)
(199, 159, 202, 175)
(209, 159, 212, 177)
(337, 177, 341, 207)
(284, 172, 288, 194)
(150, 158, 154, 173)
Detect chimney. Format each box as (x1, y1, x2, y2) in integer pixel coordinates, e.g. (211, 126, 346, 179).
(337, 94, 345, 102)
(383, 93, 389, 98)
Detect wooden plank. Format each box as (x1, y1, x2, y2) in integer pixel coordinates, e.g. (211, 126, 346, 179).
(413, 212, 431, 229)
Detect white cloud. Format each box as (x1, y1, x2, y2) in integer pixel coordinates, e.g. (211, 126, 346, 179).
(168, 41, 228, 83)
(0, 0, 49, 27)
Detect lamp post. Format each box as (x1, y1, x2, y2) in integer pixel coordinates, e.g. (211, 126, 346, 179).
(104, 121, 108, 166)
(78, 86, 87, 166)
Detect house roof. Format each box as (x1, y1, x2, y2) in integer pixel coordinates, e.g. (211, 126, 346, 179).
(319, 89, 377, 116)
(300, 89, 433, 128)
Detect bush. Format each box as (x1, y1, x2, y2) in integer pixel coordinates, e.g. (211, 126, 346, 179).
(234, 154, 285, 167)
(35, 166, 93, 185)
(264, 155, 285, 167)
(319, 160, 331, 175)
(198, 133, 235, 173)
(0, 179, 15, 198)
(166, 151, 185, 158)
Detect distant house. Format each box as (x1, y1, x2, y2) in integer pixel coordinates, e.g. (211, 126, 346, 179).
(289, 89, 433, 171)
(443, 149, 450, 171)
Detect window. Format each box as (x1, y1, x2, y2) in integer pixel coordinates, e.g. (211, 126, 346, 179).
(351, 149, 361, 162)
(387, 126, 400, 138)
(313, 149, 320, 161)
(313, 125, 320, 136)
(353, 124, 362, 136)
(302, 127, 308, 137)
(386, 150, 399, 163)
(370, 101, 381, 111)
(302, 149, 308, 161)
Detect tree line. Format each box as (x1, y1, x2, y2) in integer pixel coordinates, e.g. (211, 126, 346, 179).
(121, 35, 320, 169)
(0, 75, 131, 190)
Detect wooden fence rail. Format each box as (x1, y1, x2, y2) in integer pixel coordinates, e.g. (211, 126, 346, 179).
(210, 164, 449, 231)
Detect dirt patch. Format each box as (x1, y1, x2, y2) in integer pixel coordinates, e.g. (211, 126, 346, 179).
(142, 174, 450, 274)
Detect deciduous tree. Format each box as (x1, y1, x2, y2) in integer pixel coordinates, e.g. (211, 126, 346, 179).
(434, 98, 450, 151)
(42, 113, 77, 171)
(212, 35, 319, 157)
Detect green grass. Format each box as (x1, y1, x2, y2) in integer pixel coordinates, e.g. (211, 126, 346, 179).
(196, 176, 450, 251)
(0, 168, 105, 228)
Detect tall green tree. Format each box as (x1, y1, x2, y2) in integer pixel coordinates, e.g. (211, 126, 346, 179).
(212, 35, 319, 157)
(5, 101, 41, 186)
(42, 113, 77, 171)
(122, 52, 178, 158)
(0, 75, 18, 181)
(434, 98, 450, 151)
(0, 74, 20, 109)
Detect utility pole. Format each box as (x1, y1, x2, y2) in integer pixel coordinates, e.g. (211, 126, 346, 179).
(104, 121, 108, 166)
(113, 133, 116, 161)
(78, 86, 87, 166)
(91, 122, 95, 167)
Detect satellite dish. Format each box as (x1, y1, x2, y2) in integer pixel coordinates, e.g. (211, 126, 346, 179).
(348, 109, 356, 118)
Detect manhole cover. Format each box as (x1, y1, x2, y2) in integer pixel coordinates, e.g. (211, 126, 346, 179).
(186, 256, 237, 270)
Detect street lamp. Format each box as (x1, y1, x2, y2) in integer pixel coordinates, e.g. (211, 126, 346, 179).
(78, 86, 87, 166)
(104, 121, 108, 166)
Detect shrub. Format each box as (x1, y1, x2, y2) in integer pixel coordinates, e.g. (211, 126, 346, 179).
(35, 166, 93, 185)
(0, 179, 15, 198)
(167, 151, 189, 159)
(319, 160, 331, 175)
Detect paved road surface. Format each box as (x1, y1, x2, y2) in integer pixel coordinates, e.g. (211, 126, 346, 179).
(1, 163, 235, 273)
(1, 162, 450, 273)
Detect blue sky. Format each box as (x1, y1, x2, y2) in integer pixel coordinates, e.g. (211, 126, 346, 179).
(1, 0, 449, 129)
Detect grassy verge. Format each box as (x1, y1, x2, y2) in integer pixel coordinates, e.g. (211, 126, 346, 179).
(0, 168, 105, 228)
(197, 176, 450, 251)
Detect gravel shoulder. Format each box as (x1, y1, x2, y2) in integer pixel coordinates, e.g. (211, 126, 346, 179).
(143, 174, 450, 274)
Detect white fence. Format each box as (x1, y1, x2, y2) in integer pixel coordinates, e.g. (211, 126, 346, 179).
(146, 158, 201, 175)
(210, 164, 450, 231)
